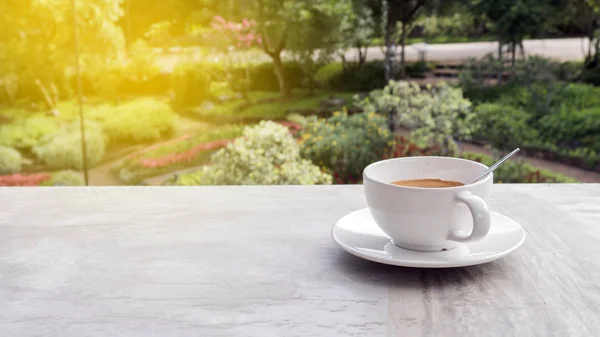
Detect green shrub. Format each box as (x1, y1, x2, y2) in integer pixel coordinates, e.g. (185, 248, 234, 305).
(317, 61, 386, 91)
(170, 60, 219, 107)
(82, 40, 169, 99)
(580, 65, 600, 86)
(473, 103, 537, 151)
(172, 121, 332, 185)
(299, 111, 393, 183)
(538, 106, 600, 152)
(170, 60, 305, 108)
(461, 152, 577, 183)
(33, 121, 106, 170)
(0, 115, 61, 151)
(246, 61, 305, 92)
(0, 146, 23, 174)
(553, 83, 600, 111)
(41, 170, 85, 186)
(91, 98, 175, 144)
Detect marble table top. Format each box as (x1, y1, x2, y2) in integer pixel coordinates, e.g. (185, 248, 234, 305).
(1, 185, 599, 337)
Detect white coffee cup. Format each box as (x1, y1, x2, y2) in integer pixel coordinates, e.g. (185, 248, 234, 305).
(363, 157, 492, 252)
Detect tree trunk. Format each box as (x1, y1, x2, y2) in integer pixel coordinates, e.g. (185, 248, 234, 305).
(384, 19, 395, 82)
(498, 41, 503, 60)
(519, 41, 525, 60)
(399, 22, 407, 78)
(357, 43, 367, 69)
(271, 53, 290, 99)
(511, 42, 516, 67)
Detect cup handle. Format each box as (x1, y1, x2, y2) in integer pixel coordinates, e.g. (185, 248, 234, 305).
(448, 191, 491, 243)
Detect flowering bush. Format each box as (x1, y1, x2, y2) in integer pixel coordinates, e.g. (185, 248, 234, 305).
(355, 81, 474, 155)
(172, 121, 332, 186)
(299, 111, 394, 184)
(114, 125, 244, 184)
(0, 173, 51, 186)
(211, 16, 262, 49)
(90, 98, 175, 144)
(0, 146, 22, 174)
(33, 121, 106, 170)
(139, 140, 231, 169)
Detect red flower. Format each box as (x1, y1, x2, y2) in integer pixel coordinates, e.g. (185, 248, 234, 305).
(140, 139, 232, 169)
(0, 173, 51, 186)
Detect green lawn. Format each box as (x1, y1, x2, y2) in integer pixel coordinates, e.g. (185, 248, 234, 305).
(192, 90, 357, 121)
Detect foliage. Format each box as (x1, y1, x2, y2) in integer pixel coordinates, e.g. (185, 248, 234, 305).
(458, 55, 574, 104)
(33, 121, 106, 170)
(246, 62, 305, 92)
(337, 0, 376, 69)
(461, 152, 577, 183)
(0, 0, 125, 104)
(316, 61, 387, 91)
(0, 146, 22, 174)
(288, 1, 352, 92)
(170, 60, 306, 108)
(170, 60, 219, 107)
(560, 0, 600, 65)
(88, 40, 166, 99)
(417, 12, 479, 38)
(41, 171, 85, 186)
(173, 121, 332, 185)
(356, 80, 474, 155)
(0, 115, 61, 151)
(298, 111, 393, 183)
(194, 90, 355, 122)
(241, 0, 354, 97)
(538, 107, 600, 152)
(471, 0, 553, 64)
(90, 98, 175, 144)
(473, 103, 538, 150)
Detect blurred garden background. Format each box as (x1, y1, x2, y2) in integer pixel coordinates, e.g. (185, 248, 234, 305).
(2, 0, 600, 186)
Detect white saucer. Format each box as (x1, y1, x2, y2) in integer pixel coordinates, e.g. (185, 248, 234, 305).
(332, 208, 526, 268)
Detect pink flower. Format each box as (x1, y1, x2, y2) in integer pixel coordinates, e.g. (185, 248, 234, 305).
(139, 140, 232, 169)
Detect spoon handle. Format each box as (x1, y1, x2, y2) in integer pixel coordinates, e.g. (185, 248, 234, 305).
(468, 148, 520, 184)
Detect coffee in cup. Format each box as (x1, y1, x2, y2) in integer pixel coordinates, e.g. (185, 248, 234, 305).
(363, 157, 492, 252)
(391, 179, 464, 188)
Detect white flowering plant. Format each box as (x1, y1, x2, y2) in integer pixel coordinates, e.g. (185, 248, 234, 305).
(355, 80, 474, 155)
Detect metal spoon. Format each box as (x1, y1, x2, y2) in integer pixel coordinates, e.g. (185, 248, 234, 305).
(468, 148, 520, 184)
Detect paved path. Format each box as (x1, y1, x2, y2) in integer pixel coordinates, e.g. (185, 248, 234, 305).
(342, 37, 590, 63)
(156, 38, 590, 72)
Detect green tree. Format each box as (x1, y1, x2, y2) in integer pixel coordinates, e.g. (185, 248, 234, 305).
(288, 1, 353, 93)
(560, 0, 600, 66)
(0, 0, 125, 105)
(246, 0, 351, 98)
(377, 0, 427, 80)
(338, 0, 377, 70)
(471, 0, 552, 66)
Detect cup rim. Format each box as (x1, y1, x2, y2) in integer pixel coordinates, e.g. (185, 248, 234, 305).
(363, 156, 492, 191)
